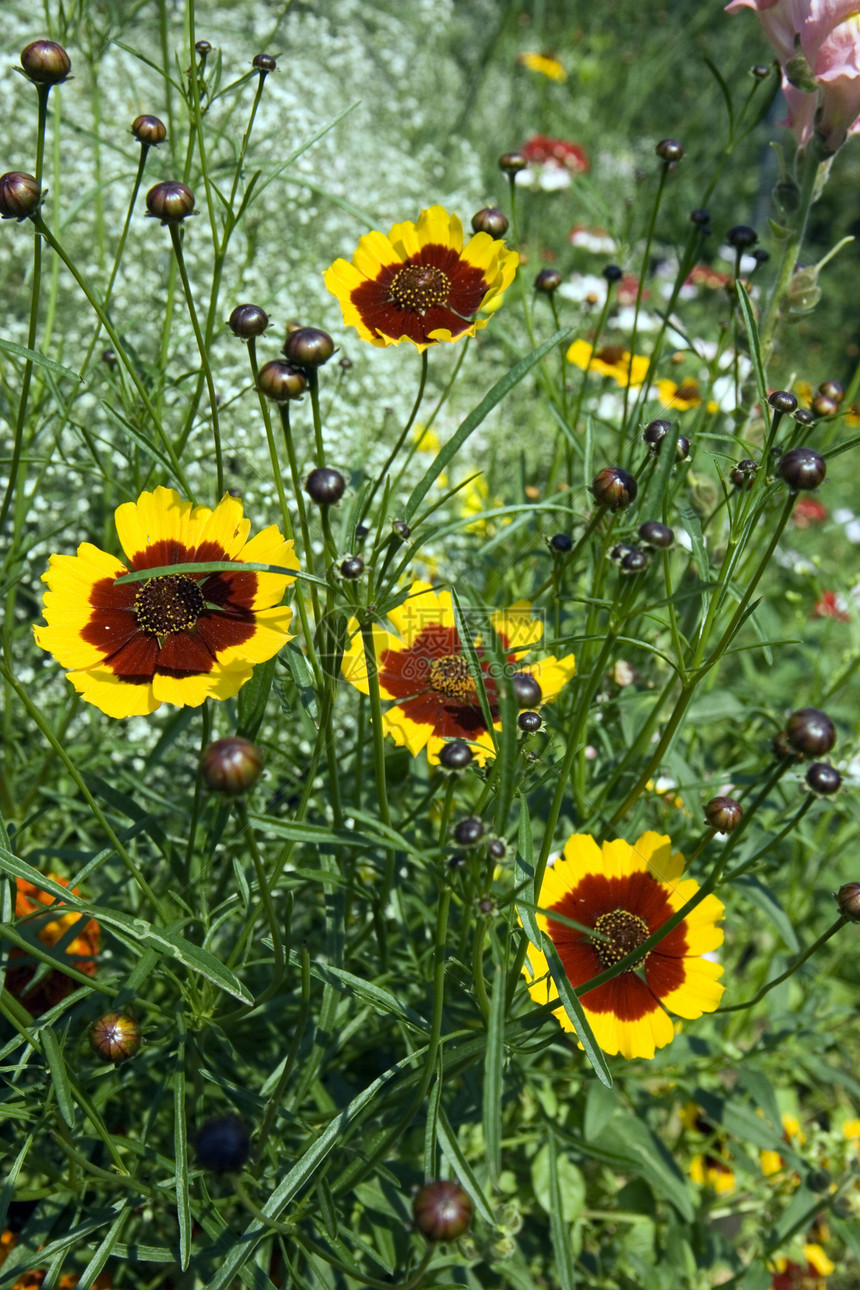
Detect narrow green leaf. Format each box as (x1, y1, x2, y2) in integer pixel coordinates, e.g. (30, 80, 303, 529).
(596, 1115, 694, 1220)
(41, 1029, 75, 1129)
(735, 281, 769, 412)
(174, 1039, 192, 1270)
(435, 1105, 497, 1224)
(238, 656, 276, 740)
(450, 589, 497, 752)
(483, 954, 505, 1182)
(74, 1204, 131, 1290)
(547, 1135, 578, 1290)
(0, 338, 81, 381)
(543, 939, 612, 1088)
(515, 799, 539, 944)
(281, 640, 319, 722)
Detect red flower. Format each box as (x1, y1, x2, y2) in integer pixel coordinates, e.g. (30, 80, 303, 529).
(521, 134, 589, 173)
(813, 591, 849, 621)
(685, 264, 731, 289)
(792, 497, 828, 527)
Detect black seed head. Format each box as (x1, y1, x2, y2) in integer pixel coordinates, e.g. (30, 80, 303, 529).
(603, 264, 623, 283)
(643, 419, 672, 449)
(621, 549, 648, 574)
(806, 762, 842, 795)
(550, 532, 572, 553)
(439, 740, 473, 771)
(819, 379, 844, 403)
(728, 224, 758, 249)
(512, 672, 542, 708)
(835, 883, 860, 921)
(487, 838, 507, 860)
(518, 710, 542, 733)
(690, 208, 710, 226)
(638, 521, 674, 549)
(305, 467, 346, 506)
(453, 816, 484, 847)
(339, 555, 364, 580)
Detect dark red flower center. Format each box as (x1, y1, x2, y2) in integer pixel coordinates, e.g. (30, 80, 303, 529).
(133, 574, 205, 639)
(596, 345, 626, 365)
(428, 653, 475, 701)
(389, 263, 450, 313)
(592, 908, 650, 969)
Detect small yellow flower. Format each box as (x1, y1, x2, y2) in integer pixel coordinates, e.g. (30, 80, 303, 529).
(567, 339, 650, 389)
(517, 51, 567, 82)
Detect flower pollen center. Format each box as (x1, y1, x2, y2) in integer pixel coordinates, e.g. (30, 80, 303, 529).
(390, 263, 450, 314)
(428, 653, 476, 702)
(592, 908, 650, 970)
(134, 573, 205, 639)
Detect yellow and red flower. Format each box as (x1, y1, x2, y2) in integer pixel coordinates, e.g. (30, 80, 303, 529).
(341, 582, 575, 765)
(34, 487, 297, 718)
(567, 339, 650, 389)
(770, 1244, 834, 1289)
(6, 875, 100, 1016)
(521, 831, 725, 1059)
(323, 206, 518, 351)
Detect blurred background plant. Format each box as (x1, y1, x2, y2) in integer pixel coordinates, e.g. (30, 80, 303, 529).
(0, 1, 859, 1288)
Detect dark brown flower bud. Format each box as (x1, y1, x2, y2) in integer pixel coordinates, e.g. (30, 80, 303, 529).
(550, 532, 572, 553)
(638, 520, 674, 548)
(534, 268, 562, 294)
(610, 542, 636, 563)
(768, 390, 797, 414)
(704, 796, 743, 832)
(728, 225, 758, 249)
(477, 895, 497, 916)
(145, 180, 196, 224)
(772, 729, 797, 760)
(453, 816, 484, 847)
(753, 248, 770, 266)
(194, 1115, 250, 1172)
(643, 418, 672, 449)
(786, 708, 836, 757)
(20, 39, 71, 85)
(412, 1181, 473, 1241)
(811, 393, 839, 418)
(339, 555, 364, 579)
(283, 326, 335, 368)
(621, 549, 648, 573)
(200, 736, 263, 794)
(518, 710, 542, 733)
(751, 63, 770, 79)
(131, 115, 167, 146)
(102, 349, 116, 367)
(656, 138, 684, 162)
(305, 467, 345, 505)
(675, 434, 691, 460)
(779, 446, 826, 491)
(591, 466, 637, 510)
(0, 171, 41, 220)
(690, 208, 710, 225)
(252, 53, 277, 73)
(512, 672, 542, 708)
(471, 207, 509, 238)
(818, 379, 844, 403)
(448, 853, 467, 871)
(730, 458, 758, 489)
(439, 739, 473, 771)
(195, 40, 212, 56)
(835, 883, 860, 921)
(89, 1012, 142, 1063)
(228, 303, 269, 339)
(498, 151, 527, 175)
(256, 360, 307, 402)
(487, 838, 506, 860)
(794, 408, 814, 426)
(806, 763, 842, 795)
(392, 519, 411, 540)
(603, 264, 623, 282)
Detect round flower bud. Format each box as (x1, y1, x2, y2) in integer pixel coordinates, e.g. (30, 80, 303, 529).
(730, 458, 758, 489)
(145, 180, 196, 224)
(655, 138, 684, 162)
(727, 224, 758, 249)
(643, 419, 672, 449)
(806, 762, 842, 795)
(772, 729, 797, 760)
(89, 1012, 142, 1063)
(768, 390, 797, 414)
(252, 53, 277, 73)
(835, 883, 860, 922)
(603, 264, 623, 283)
(753, 248, 770, 265)
(194, 1115, 250, 1172)
(591, 466, 637, 510)
(448, 853, 467, 871)
(412, 1180, 473, 1242)
(339, 555, 364, 580)
(550, 532, 572, 553)
(131, 115, 167, 146)
(638, 520, 674, 549)
(534, 268, 562, 294)
(305, 467, 346, 506)
(498, 151, 527, 175)
(283, 326, 335, 368)
(518, 710, 542, 733)
(477, 895, 497, 916)
(487, 838, 507, 860)
(751, 63, 770, 79)
(355, 524, 369, 540)
(819, 379, 844, 403)
(621, 549, 648, 574)
(453, 816, 484, 847)
(675, 434, 691, 461)
(256, 360, 307, 403)
(794, 408, 814, 426)
(690, 208, 710, 226)
(200, 737, 263, 794)
(439, 739, 473, 771)
(512, 672, 542, 708)
(0, 172, 41, 220)
(610, 542, 636, 564)
(392, 519, 411, 540)
(102, 349, 116, 367)
(195, 40, 212, 56)
(778, 446, 826, 491)
(20, 39, 71, 85)
(811, 393, 839, 418)
(228, 303, 269, 339)
(806, 1168, 832, 1193)
(786, 707, 836, 757)
(471, 207, 509, 238)
(704, 796, 743, 832)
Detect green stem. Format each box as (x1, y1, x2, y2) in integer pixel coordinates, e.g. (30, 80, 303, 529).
(719, 917, 847, 1013)
(359, 350, 429, 524)
(168, 223, 223, 495)
(758, 146, 823, 363)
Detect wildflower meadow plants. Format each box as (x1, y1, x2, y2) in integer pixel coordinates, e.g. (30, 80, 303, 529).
(1, 1, 860, 1288)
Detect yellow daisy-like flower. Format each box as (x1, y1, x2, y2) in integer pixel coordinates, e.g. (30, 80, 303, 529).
(567, 339, 651, 389)
(341, 581, 575, 765)
(323, 205, 519, 351)
(521, 831, 725, 1059)
(34, 486, 297, 718)
(517, 51, 568, 81)
(690, 1152, 736, 1194)
(655, 377, 719, 414)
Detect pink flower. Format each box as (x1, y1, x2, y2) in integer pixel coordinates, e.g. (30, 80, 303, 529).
(726, 0, 860, 151)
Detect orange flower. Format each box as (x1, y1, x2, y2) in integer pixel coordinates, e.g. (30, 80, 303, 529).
(6, 876, 100, 1015)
